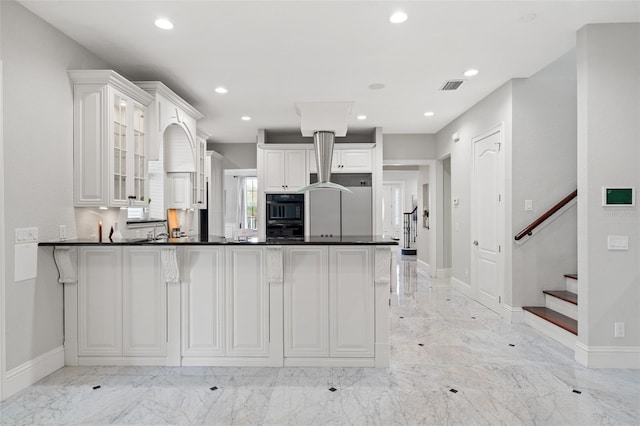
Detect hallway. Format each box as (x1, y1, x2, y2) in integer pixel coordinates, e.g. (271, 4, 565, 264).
(0, 256, 638, 425)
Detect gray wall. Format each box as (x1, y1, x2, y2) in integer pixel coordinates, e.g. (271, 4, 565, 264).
(577, 24, 640, 359)
(511, 50, 578, 308)
(416, 165, 431, 268)
(209, 143, 257, 169)
(435, 81, 513, 291)
(383, 134, 437, 160)
(1, 0, 110, 370)
(443, 157, 452, 269)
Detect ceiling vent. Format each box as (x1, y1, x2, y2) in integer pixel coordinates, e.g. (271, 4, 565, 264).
(440, 80, 465, 91)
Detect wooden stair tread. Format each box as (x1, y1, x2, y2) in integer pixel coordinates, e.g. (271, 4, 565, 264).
(523, 306, 578, 335)
(564, 273, 578, 280)
(543, 290, 578, 305)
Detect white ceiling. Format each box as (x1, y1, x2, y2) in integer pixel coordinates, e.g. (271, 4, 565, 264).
(18, 1, 640, 144)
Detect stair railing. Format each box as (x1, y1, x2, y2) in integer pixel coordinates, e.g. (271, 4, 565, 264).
(403, 206, 418, 249)
(514, 189, 577, 241)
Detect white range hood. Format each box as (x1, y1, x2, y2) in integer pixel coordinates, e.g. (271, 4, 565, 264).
(295, 102, 353, 193)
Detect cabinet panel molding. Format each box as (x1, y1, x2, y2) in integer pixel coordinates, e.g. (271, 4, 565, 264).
(122, 247, 167, 357)
(182, 247, 225, 356)
(284, 247, 329, 357)
(225, 247, 269, 356)
(78, 247, 122, 356)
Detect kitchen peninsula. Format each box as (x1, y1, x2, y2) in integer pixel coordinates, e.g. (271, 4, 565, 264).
(40, 236, 397, 368)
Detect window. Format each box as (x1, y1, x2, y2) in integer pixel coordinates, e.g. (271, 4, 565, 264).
(245, 177, 258, 230)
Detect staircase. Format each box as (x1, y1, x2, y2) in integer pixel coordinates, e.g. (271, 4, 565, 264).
(523, 274, 578, 349)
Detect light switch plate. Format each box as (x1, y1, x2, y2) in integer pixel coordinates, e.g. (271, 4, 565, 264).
(525, 200, 533, 211)
(15, 227, 39, 243)
(607, 235, 629, 250)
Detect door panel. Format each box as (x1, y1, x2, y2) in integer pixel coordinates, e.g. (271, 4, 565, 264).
(78, 247, 122, 356)
(182, 247, 225, 356)
(122, 247, 166, 357)
(226, 247, 269, 356)
(283, 247, 329, 357)
(472, 128, 502, 313)
(329, 247, 374, 357)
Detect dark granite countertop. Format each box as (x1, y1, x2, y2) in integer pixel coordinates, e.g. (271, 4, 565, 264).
(39, 235, 399, 246)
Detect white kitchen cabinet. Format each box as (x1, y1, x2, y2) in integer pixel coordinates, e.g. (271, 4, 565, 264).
(309, 148, 372, 174)
(263, 149, 307, 192)
(122, 247, 167, 357)
(283, 247, 329, 357)
(165, 138, 207, 209)
(70, 70, 153, 207)
(182, 247, 225, 357)
(134, 81, 203, 163)
(226, 247, 270, 356)
(77, 247, 167, 358)
(329, 246, 374, 357)
(78, 247, 123, 356)
(166, 172, 191, 209)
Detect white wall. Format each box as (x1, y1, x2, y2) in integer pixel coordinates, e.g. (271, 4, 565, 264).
(1, 1, 110, 373)
(511, 50, 578, 308)
(416, 165, 431, 270)
(0, 0, 5, 399)
(383, 134, 437, 160)
(382, 170, 418, 212)
(576, 23, 640, 368)
(209, 143, 257, 169)
(435, 82, 513, 292)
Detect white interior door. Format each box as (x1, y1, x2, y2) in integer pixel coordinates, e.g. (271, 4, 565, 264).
(472, 126, 503, 314)
(382, 183, 403, 238)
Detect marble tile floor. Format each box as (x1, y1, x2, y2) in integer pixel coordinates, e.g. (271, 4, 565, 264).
(1, 256, 638, 425)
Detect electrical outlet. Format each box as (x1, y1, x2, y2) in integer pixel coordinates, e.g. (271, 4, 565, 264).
(59, 225, 67, 241)
(614, 322, 625, 338)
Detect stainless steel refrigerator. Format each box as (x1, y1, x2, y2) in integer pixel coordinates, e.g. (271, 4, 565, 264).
(309, 173, 372, 236)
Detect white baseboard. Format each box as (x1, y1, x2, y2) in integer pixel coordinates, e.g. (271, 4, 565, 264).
(436, 268, 452, 279)
(3, 346, 64, 400)
(524, 311, 576, 350)
(417, 259, 431, 275)
(502, 304, 524, 323)
(575, 342, 640, 369)
(451, 276, 471, 296)
(77, 357, 173, 366)
(284, 358, 375, 367)
(181, 357, 273, 367)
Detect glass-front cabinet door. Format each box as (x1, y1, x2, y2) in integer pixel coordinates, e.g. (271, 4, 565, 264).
(132, 105, 146, 204)
(111, 92, 147, 207)
(113, 94, 128, 204)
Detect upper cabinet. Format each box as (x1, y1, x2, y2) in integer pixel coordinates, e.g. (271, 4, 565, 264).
(70, 70, 153, 207)
(133, 81, 203, 164)
(262, 149, 308, 192)
(309, 148, 372, 174)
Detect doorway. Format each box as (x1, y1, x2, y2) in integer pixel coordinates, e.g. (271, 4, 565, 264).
(382, 182, 404, 239)
(471, 124, 504, 314)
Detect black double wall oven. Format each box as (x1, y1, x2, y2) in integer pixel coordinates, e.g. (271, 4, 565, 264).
(265, 193, 304, 240)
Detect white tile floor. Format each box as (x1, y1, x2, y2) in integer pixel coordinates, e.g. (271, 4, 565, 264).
(1, 255, 638, 425)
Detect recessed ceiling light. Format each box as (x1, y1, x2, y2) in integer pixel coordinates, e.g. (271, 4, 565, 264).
(368, 83, 385, 90)
(357, 115, 367, 120)
(154, 18, 173, 30)
(390, 11, 408, 24)
(214, 87, 228, 94)
(424, 111, 435, 117)
(463, 69, 479, 77)
(241, 116, 251, 121)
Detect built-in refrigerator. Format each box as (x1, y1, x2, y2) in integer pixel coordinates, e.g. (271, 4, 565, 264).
(309, 173, 372, 236)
